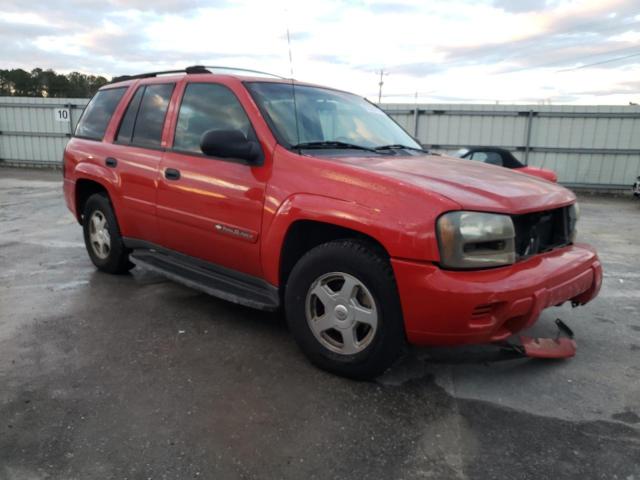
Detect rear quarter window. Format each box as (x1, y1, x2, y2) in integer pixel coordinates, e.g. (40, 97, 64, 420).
(75, 87, 127, 140)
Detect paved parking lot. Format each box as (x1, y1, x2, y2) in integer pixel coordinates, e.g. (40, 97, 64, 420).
(1, 167, 639, 480)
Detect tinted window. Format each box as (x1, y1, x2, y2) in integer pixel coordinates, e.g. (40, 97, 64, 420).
(131, 84, 174, 147)
(116, 86, 144, 143)
(75, 88, 126, 140)
(174, 83, 252, 153)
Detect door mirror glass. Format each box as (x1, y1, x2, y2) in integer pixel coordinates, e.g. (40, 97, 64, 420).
(200, 129, 262, 163)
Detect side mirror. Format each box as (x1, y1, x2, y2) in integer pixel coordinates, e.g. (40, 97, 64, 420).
(200, 129, 262, 163)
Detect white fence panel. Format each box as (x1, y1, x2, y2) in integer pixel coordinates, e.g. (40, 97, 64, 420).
(1, 97, 638, 189)
(385, 103, 640, 189)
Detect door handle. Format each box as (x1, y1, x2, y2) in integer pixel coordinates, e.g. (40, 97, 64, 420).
(165, 168, 181, 180)
(105, 157, 117, 168)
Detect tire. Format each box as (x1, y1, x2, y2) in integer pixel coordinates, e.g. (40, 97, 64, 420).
(285, 239, 406, 379)
(82, 193, 133, 274)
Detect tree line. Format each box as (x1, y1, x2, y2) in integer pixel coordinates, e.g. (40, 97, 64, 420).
(0, 68, 109, 98)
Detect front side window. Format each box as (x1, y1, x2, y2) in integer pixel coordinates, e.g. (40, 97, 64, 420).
(75, 87, 126, 140)
(173, 83, 253, 153)
(246, 82, 421, 150)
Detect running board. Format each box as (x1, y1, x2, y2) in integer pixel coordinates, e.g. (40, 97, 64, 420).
(130, 249, 280, 311)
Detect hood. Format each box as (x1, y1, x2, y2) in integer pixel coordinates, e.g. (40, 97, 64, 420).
(338, 153, 574, 214)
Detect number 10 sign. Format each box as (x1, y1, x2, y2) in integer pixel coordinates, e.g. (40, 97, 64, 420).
(54, 108, 70, 122)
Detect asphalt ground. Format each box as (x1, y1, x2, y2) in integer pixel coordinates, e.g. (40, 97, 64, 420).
(1, 167, 639, 479)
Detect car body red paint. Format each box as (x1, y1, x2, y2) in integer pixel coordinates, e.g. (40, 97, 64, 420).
(516, 165, 558, 182)
(63, 72, 601, 347)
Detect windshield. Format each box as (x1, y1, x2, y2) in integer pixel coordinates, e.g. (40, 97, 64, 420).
(246, 82, 421, 150)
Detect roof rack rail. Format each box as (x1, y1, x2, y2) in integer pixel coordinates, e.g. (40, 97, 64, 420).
(110, 65, 285, 84)
(110, 65, 208, 83)
(200, 66, 286, 79)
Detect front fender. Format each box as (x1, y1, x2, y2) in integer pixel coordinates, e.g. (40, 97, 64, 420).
(260, 193, 439, 286)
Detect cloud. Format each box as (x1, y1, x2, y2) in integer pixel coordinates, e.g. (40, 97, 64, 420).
(0, 0, 221, 15)
(492, 0, 552, 13)
(0, 19, 60, 38)
(572, 79, 640, 96)
(386, 62, 445, 77)
(282, 31, 312, 42)
(1, 0, 639, 104)
(307, 54, 350, 64)
(387, 0, 640, 76)
(108, 0, 226, 12)
(367, 2, 420, 14)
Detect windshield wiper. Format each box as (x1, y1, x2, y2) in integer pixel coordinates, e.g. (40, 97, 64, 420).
(291, 141, 379, 153)
(374, 144, 429, 153)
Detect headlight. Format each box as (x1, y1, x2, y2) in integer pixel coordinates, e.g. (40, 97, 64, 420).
(568, 202, 580, 243)
(437, 211, 516, 269)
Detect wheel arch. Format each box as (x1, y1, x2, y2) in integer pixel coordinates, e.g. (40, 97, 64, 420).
(261, 193, 395, 288)
(278, 220, 390, 288)
(75, 178, 113, 225)
(72, 160, 121, 224)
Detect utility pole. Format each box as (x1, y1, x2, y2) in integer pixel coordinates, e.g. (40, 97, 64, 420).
(377, 69, 386, 104)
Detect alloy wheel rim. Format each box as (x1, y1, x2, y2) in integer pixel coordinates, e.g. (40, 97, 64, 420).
(305, 272, 378, 355)
(88, 210, 111, 260)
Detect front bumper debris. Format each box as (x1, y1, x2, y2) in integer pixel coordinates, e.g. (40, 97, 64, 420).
(501, 319, 576, 359)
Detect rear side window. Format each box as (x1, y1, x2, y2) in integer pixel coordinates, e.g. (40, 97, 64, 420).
(116, 83, 174, 148)
(133, 84, 174, 147)
(173, 83, 253, 154)
(75, 87, 126, 140)
(116, 87, 144, 143)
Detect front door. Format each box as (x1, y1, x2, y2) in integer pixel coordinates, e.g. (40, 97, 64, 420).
(108, 82, 175, 243)
(156, 81, 267, 277)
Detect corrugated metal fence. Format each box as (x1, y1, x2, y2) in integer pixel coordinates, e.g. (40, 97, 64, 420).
(0, 97, 87, 167)
(1, 97, 638, 189)
(386, 103, 640, 189)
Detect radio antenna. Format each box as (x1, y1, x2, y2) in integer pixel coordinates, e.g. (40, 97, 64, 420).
(286, 24, 301, 147)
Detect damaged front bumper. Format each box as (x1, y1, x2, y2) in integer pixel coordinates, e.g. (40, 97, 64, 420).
(392, 243, 603, 346)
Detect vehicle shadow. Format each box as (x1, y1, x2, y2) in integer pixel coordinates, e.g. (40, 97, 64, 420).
(82, 267, 572, 386)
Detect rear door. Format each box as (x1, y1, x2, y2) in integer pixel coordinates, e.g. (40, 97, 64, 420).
(107, 82, 175, 243)
(156, 80, 267, 277)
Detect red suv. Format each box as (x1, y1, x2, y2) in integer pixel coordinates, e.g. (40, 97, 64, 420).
(63, 66, 602, 378)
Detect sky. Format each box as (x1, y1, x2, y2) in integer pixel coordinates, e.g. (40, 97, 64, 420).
(1, 0, 639, 104)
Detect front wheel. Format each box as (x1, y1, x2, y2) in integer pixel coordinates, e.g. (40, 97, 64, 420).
(285, 240, 406, 379)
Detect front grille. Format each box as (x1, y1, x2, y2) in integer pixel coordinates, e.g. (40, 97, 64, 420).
(512, 206, 571, 259)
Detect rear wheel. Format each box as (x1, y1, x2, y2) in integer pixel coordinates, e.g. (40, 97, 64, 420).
(82, 193, 133, 274)
(285, 240, 405, 379)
